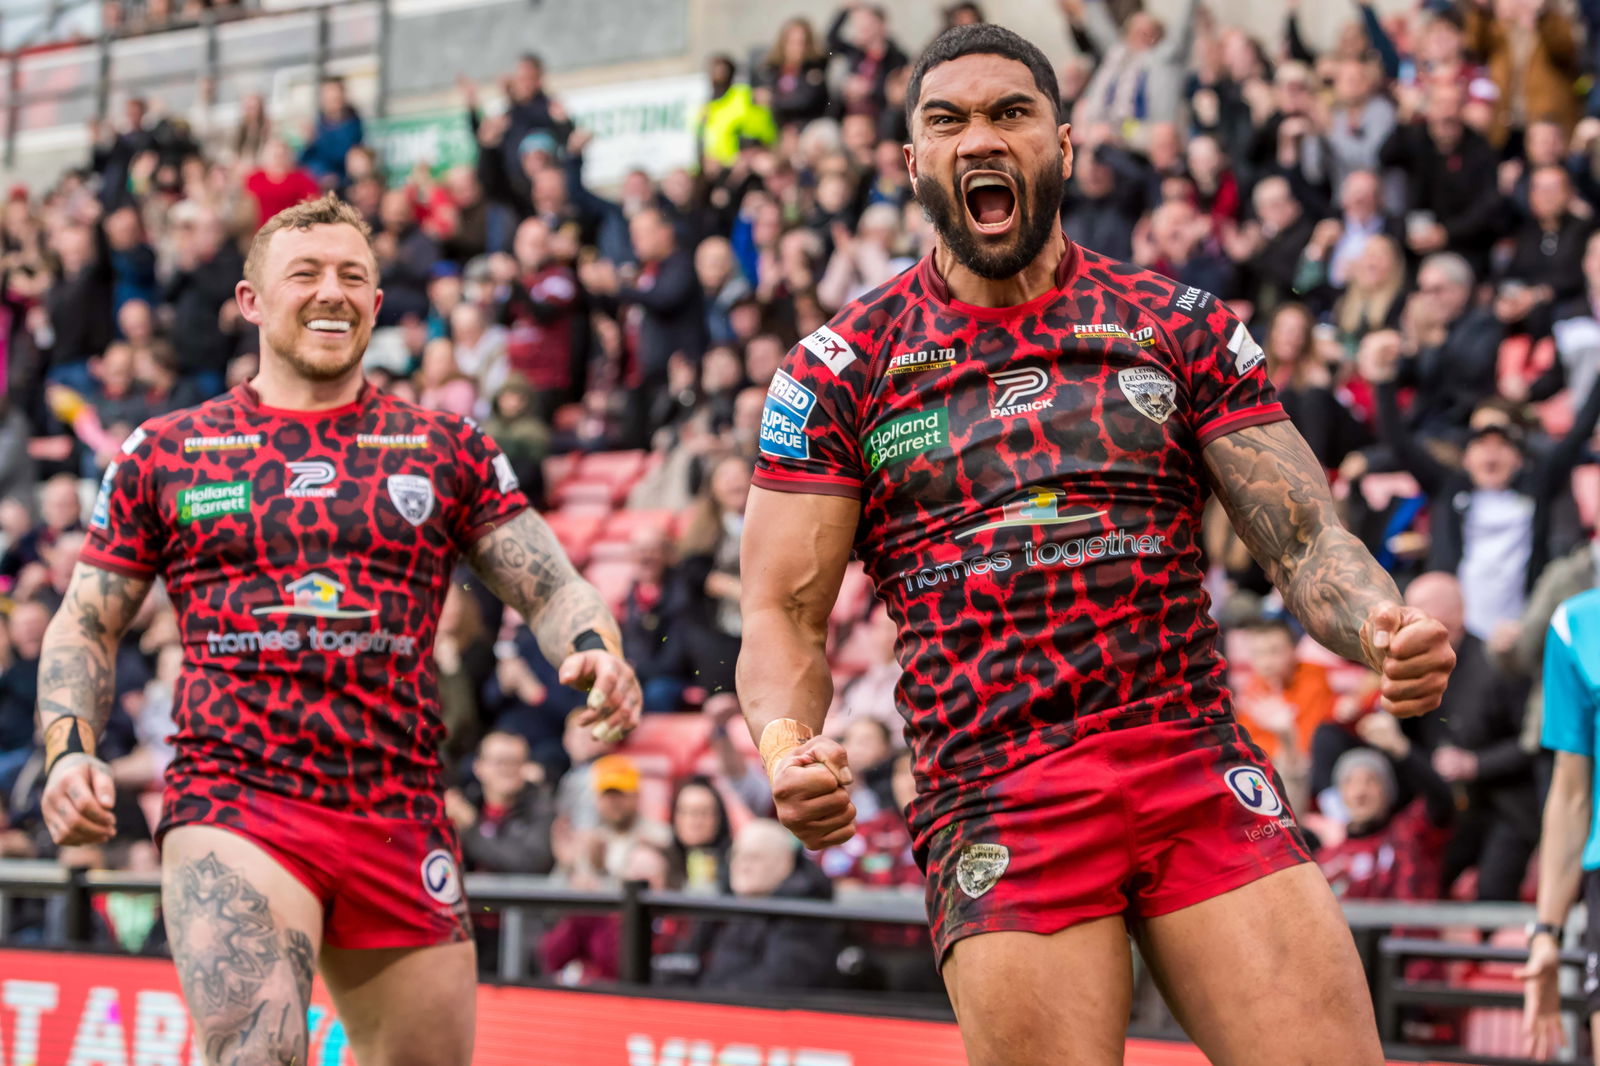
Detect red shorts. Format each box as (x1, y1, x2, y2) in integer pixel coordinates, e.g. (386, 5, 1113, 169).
(162, 787, 472, 950)
(918, 713, 1310, 964)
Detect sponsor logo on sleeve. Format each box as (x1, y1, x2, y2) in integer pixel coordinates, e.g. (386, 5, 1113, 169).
(183, 433, 261, 452)
(89, 463, 116, 531)
(759, 369, 816, 461)
(119, 426, 148, 454)
(864, 408, 948, 470)
(989, 366, 1053, 417)
(886, 346, 958, 375)
(357, 433, 429, 448)
(492, 453, 520, 493)
(177, 480, 252, 524)
(1132, 325, 1157, 348)
(1117, 367, 1178, 424)
(1174, 286, 1211, 313)
(285, 461, 337, 499)
(387, 474, 436, 526)
(1229, 321, 1266, 375)
(799, 324, 858, 376)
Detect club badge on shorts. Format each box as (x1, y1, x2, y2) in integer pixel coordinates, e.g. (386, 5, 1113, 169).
(1224, 766, 1284, 817)
(1117, 367, 1178, 424)
(387, 474, 435, 526)
(955, 843, 1010, 899)
(421, 848, 463, 905)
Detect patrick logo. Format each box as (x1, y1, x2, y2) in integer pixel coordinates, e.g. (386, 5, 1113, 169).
(252, 572, 376, 620)
(956, 488, 1106, 540)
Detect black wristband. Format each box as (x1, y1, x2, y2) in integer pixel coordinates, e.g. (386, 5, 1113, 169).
(573, 629, 608, 653)
(44, 716, 88, 778)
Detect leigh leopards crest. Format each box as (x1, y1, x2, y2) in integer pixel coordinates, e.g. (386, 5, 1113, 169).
(387, 474, 435, 526)
(955, 843, 1010, 899)
(1117, 367, 1178, 424)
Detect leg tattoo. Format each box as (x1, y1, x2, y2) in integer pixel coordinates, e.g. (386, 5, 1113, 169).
(164, 853, 317, 1066)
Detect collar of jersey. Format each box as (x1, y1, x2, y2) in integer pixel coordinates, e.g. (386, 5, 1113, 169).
(236, 380, 375, 421)
(917, 232, 1079, 320)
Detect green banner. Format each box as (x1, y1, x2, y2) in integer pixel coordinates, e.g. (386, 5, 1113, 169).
(365, 111, 478, 185)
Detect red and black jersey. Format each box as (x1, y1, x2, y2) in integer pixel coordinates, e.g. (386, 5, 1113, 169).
(82, 382, 529, 832)
(753, 238, 1285, 834)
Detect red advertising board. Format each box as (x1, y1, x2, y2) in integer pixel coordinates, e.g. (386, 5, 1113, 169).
(0, 948, 1465, 1065)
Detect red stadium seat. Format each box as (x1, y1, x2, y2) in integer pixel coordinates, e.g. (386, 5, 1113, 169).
(544, 512, 605, 568)
(542, 453, 579, 494)
(624, 713, 712, 778)
(587, 539, 634, 564)
(550, 479, 615, 510)
(600, 508, 676, 542)
(573, 450, 649, 503)
(583, 560, 635, 614)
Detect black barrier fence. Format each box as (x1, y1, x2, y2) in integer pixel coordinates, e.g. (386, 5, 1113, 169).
(0, 861, 1588, 1063)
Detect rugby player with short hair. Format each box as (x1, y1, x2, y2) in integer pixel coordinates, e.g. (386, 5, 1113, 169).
(738, 25, 1454, 1065)
(36, 193, 641, 1065)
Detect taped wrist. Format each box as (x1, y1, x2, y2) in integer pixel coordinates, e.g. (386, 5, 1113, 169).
(43, 716, 96, 778)
(573, 629, 609, 653)
(758, 718, 814, 785)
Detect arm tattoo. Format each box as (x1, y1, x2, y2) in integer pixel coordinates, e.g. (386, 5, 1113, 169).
(36, 562, 152, 739)
(163, 852, 314, 1065)
(1203, 420, 1400, 666)
(467, 509, 622, 663)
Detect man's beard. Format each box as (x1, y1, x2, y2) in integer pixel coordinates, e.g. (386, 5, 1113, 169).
(916, 153, 1065, 281)
(265, 317, 369, 383)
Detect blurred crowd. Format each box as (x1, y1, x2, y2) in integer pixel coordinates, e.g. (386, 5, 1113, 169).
(0, 0, 1599, 1002)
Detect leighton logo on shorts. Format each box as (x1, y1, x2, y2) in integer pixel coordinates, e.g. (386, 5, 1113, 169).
(799, 324, 858, 376)
(989, 366, 1053, 417)
(865, 408, 947, 470)
(177, 481, 252, 524)
(759, 369, 816, 461)
(421, 849, 463, 905)
(955, 843, 1009, 899)
(1225, 766, 1284, 817)
(183, 434, 261, 452)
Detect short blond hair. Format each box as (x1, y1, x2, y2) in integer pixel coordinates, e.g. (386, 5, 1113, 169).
(244, 192, 373, 284)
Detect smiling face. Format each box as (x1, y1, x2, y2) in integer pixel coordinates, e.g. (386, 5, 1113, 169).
(239, 222, 381, 384)
(906, 52, 1070, 280)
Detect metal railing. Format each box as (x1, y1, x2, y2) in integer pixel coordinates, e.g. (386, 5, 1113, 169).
(0, 862, 1588, 1059)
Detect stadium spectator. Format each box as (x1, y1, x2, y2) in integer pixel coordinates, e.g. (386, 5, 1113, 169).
(698, 55, 778, 169)
(244, 139, 320, 231)
(1363, 328, 1600, 638)
(541, 840, 678, 985)
(1068, 0, 1197, 138)
(449, 731, 556, 876)
(1501, 165, 1593, 302)
(696, 235, 751, 347)
(1315, 711, 1455, 901)
(1402, 573, 1539, 901)
(564, 754, 671, 884)
(1233, 617, 1337, 796)
(44, 219, 114, 382)
(667, 776, 732, 893)
(1385, 254, 1503, 442)
(619, 527, 692, 713)
(374, 188, 441, 327)
(299, 76, 364, 187)
(697, 819, 838, 992)
(826, 3, 909, 120)
(504, 217, 583, 419)
(0, 474, 82, 589)
(677, 454, 751, 695)
(162, 202, 241, 394)
(759, 18, 832, 131)
(1379, 79, 1503, 274)
(0, 601, 47, 793)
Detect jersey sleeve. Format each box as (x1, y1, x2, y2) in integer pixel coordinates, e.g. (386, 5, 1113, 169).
(79, 424, 169, 578)
(1542, 601, 1597, 757)
(1173, 296, 1288, 447)
(449, 420, 532, 550)
(751, 329, 869, 499)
